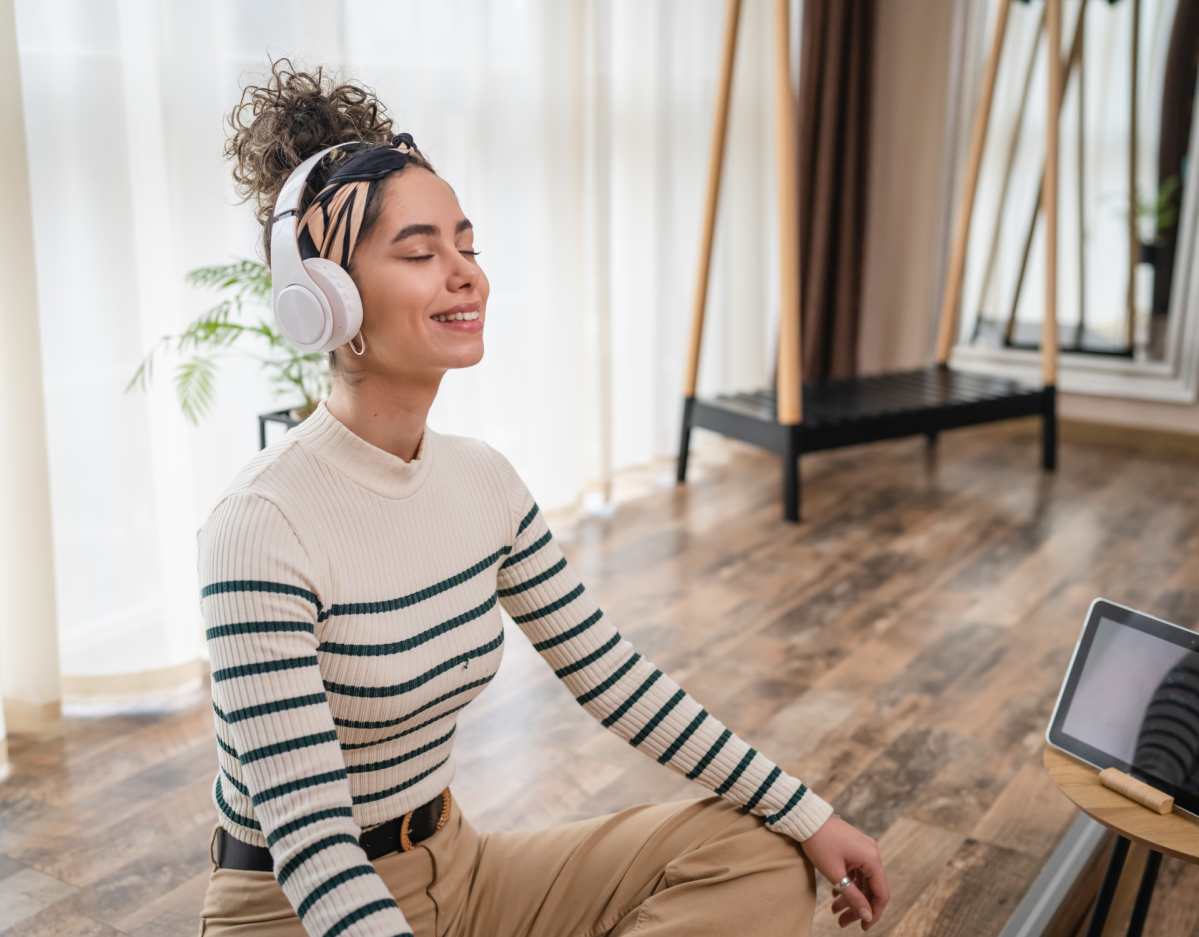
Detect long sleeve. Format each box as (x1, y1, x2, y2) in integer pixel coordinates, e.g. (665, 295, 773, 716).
(200, 492, 413, 937)
(488, 454, 834, 842)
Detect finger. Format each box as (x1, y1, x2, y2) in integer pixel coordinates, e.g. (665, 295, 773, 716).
(838, 908, 859, 928)
(859, 855, 891, 919)
(835, 882, 873, 925)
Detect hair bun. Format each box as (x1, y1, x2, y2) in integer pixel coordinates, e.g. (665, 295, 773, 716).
(226, 59, 395, 250)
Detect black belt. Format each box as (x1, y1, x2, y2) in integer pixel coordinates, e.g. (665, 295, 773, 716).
(214, 789, 452, 872)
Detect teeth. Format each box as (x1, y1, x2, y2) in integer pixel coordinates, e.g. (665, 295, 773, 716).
(433, 311, 480, 322)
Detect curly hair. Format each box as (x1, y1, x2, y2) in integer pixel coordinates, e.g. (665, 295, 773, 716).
(225, 59, 435, 261)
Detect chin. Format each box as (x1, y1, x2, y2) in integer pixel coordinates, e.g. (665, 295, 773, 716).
(445, 342, 485, 370)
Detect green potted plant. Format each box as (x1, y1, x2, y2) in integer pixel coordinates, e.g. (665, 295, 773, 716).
(128, 259, 329, 442)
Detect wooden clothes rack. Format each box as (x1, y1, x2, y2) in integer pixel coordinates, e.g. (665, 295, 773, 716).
(677, 0, 1060, 522)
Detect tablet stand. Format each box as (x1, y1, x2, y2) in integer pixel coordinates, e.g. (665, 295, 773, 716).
(1044, 746, 1199, 936)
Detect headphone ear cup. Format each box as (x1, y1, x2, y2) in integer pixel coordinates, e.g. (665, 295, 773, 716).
(303, 258, 364, 353)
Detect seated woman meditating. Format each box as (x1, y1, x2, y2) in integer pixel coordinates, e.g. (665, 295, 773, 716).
(198, 62, 889, 937)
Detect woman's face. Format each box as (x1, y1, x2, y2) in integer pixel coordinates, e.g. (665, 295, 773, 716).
(346, 167, 488, 382)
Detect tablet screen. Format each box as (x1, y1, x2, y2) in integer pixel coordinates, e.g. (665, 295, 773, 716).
(1050, 602, 1199, 812)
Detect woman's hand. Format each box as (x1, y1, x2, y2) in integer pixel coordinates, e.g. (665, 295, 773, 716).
(800, 816, 889, 930)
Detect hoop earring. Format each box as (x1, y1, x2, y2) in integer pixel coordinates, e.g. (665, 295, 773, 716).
(348, 333, 366, 356)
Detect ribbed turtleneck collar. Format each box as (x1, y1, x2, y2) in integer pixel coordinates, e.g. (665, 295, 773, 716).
(291, 402, 434, 500)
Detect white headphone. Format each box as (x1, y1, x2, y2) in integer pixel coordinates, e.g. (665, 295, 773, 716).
(270, 147, 364, 354)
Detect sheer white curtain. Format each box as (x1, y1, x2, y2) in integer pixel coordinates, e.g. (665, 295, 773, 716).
(15, 0, 779, 700)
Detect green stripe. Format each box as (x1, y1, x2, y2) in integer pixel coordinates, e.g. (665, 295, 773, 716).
(319, 595, 496, 657)
(686, 729, 731, 780)
(658, 710, 707, 765)
(324, 634, 503, 699)
(221, 766, 250, 797)
(630, 688, 685, 748)
(241, 731, 339, 765)
(267, 806, 354, 847)
(322, 547, 509, 620)
(278, 834, 359, 886)
(554, 633, 621, 678)
(345, 728, 455, 774)
(211, 656, 317, 683)
(216, 733, 239, 760)
(334, 677, 493, 730)
(340, 700, 472, 751)
(511, 583, 585, 624)
(252, 769, 347, 807)
(765, 785, 807, 825)
(298, 865, 376, 918)
(744, 766, 781, 811)
(497, 558, 567, 597)
(500, 529, 551, 569)
(202, 580, 320, 610)
(206, 620, 314, 641)
(715, 749, 757, 796)
(575, 653, 641, 705)
(223, 692, 327, 724)
(321, 899, 401, 937)
(214, 775, 261, 831)
(532, 609, 603, 652)
(352, 757, 450, 805)
(516, 503, 540, 536)
(600, 668, 661, 727)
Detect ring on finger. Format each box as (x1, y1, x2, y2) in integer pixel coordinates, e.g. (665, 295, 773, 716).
(831, 875, 852, 894)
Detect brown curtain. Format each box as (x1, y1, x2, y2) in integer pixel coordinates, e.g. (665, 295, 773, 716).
(1151, 2, 1199, 327)
(796, 0, 874, 382)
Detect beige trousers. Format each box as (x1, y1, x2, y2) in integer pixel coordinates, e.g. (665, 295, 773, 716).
(199, 796, 816, 937)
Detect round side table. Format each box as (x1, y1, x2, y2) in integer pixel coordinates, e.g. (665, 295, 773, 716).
(1044, 746, 1199, 937)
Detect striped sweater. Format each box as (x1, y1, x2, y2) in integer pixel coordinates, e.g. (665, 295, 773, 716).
(199, 402, 832, 937)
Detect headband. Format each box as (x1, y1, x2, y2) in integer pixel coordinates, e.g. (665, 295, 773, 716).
(296, 133, 418, 268)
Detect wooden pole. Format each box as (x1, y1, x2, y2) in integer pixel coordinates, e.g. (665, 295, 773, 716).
(935, 0, 1013, 364)
(1043, 0, 1061, 385)
(1126, 0, 1140, 351)
(682, 0, 742, 399)
(773, 0, 802, 424)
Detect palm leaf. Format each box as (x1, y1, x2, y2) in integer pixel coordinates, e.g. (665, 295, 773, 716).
(175, 355, 218, 424)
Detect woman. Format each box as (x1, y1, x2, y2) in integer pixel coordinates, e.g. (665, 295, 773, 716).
(199, 62, 888, 937)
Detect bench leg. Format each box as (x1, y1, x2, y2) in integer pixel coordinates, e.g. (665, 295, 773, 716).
(783, 426, 801, 523)
(677, 397, 696, 483)
(1042, 385, 1057, 471)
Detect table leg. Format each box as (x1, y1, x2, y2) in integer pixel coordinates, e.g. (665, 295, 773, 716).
(1125, 850, 1162, 937)
(1085, 837, 1129, 937)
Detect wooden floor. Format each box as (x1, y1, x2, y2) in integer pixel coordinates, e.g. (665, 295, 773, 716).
(3, 418, 1199, 936)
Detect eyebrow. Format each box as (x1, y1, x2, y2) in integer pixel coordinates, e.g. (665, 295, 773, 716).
(392, 219, 473, 243)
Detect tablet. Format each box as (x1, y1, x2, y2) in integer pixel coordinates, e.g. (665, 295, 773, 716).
(1046, 598, 1199, 818)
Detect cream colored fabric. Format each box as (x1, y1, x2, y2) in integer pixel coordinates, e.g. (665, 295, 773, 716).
(199, 403, 832, 937)
(199, 796, 817, 937)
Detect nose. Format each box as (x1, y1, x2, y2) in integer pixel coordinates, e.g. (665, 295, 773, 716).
(448, 249, 479, 292)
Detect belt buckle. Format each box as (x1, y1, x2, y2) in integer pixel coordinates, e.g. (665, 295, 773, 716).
(399, 789, 453, 851)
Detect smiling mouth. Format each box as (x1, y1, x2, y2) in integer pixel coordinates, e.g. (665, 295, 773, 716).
(431, 310, 480, 322)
